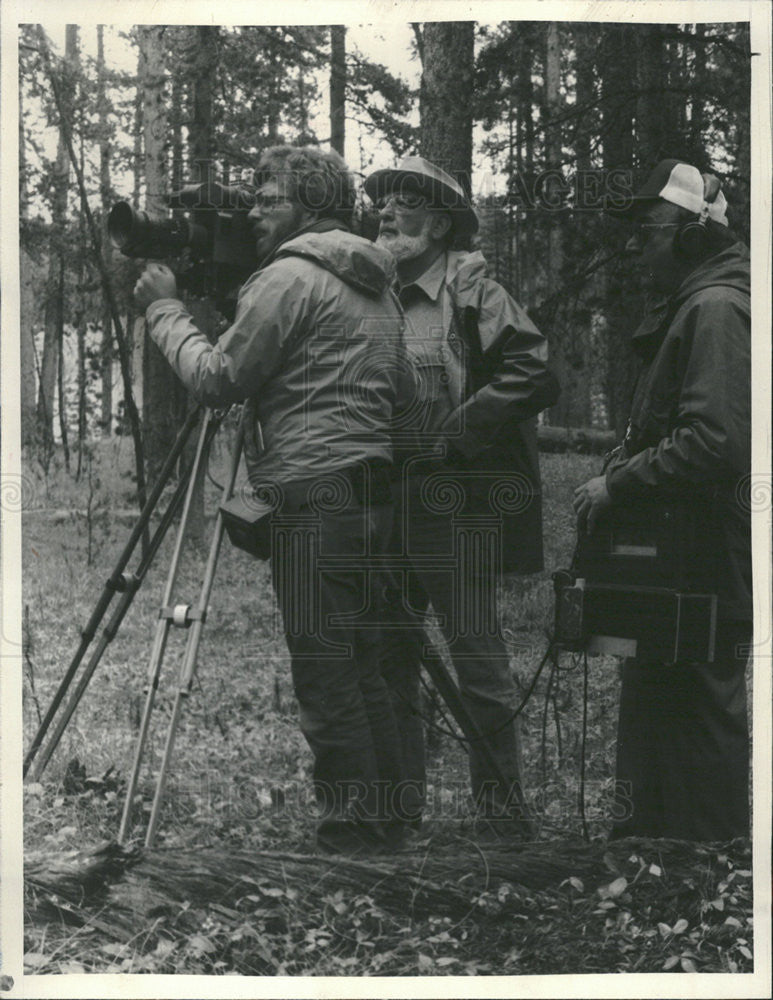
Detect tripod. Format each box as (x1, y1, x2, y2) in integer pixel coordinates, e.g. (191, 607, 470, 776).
(25, 408, 531, 845)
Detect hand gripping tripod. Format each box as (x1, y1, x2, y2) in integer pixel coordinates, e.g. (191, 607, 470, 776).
(24, 407, 531, 845)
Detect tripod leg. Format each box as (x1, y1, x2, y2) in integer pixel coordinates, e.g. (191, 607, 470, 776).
(144, 424, 245, 848)
(27, 410, 226, 783)
(118, 408, 222, 842)
(24, 406, 204, 778)
(419, 632, 532, 827)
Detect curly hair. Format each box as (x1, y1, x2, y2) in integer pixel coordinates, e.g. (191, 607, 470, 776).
(253, 145, 355, 227)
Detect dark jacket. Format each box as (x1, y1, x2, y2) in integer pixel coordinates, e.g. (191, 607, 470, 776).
(146, 223, 407, 485)
(409, 251, 559, 574)
(605, 242, 751, 620)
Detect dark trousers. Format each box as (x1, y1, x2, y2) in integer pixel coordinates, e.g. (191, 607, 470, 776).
(380, 472, 525, 820)
(269, 476, 403, 835)
(611, 622, 751, 841)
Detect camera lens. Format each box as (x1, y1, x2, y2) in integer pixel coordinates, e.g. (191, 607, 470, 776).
(108, 202, 209, 258)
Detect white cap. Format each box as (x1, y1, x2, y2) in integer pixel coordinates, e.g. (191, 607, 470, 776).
(658, 162, 728, 225)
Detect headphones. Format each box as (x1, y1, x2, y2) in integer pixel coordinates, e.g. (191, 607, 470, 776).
(674, 173, 722, 258)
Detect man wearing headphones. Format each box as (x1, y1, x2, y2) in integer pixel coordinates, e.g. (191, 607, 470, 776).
(574, 159, 752, 840)
(134, 146, 410, 855)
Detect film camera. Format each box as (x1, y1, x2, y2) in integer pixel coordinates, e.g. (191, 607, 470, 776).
(554, 499, 719, 662)
(108, 181, 258, 318)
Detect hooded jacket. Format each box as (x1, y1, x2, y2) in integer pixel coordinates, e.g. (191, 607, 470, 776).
(146, 224, 408, 484)
(604, 242, 751, 620)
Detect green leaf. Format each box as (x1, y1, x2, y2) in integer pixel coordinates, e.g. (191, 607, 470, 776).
(738, 945, 752, 960)
(663, 955, 680, 970)
(672, 918, 689, 935)
(658, 922, 672, 937)
(680, 956, 698, 973)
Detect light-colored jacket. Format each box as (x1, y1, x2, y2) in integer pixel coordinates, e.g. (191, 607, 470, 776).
(146, 227, 407, 485)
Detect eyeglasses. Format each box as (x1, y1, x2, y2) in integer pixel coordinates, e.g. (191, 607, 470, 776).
(629, 221, 681, 240)
(252, 194, 293, 212)
(375, 192, 427, 213)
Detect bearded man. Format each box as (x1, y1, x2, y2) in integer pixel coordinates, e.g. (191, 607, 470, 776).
(364, 157, 560, 834)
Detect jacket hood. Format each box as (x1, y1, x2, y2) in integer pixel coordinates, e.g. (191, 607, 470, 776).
(274, 226, 396, 297)
(672, 241, 750, 305)
(631, 242, 750, 357)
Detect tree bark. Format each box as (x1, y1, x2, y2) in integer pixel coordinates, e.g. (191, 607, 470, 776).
(419, 21, 474, 207)
(601, 25, 639, 438)
(329, 25, 346, 156)
(19, 73, 37, 449)
(97, 24, 113, 436)
(189, 26, 218, 184)
(56, 258, 70, 471)
(636, 25, 667, 170)
(183, 26, 222, 542)
(139, 25, 182, 486)
(37, 24, 78, 467)
(542, 23, 578, 426)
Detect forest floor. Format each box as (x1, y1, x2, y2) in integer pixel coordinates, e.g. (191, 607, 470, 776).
(20, 432, 754, 978)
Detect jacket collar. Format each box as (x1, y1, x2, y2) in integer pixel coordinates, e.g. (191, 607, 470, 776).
(259, 217, 350, 269)
(398, 250, 447, 302)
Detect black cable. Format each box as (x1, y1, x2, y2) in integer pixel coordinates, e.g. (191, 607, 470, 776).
(404, 636, 558, 751)
(418, 671, 472, 748)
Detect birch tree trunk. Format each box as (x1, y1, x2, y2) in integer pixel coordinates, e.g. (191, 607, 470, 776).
(97, 24, 113, 437)
(37, 24, 78, 467)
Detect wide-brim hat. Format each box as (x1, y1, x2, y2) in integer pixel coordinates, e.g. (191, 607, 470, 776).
(364, 155, 479, 236)
(607, 158, 728, 225)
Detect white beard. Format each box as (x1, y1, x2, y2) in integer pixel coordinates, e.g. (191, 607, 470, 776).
(376, 229, 433, 262)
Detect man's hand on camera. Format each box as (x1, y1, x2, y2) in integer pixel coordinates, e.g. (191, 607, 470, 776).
(134, 263, 179, 311)
(573, 475, 612, 533)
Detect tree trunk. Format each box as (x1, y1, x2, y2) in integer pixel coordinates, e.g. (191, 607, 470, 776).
(20, 253, 39, 451)
(19, 74, 37, 449)
(518, 31, 536, 307)
(601, 25, 639, 438)
(636, 25, 667, 170)
(139, 25, 181, 487)
(75, 130, 88, 477)
(329, 25, 346, 156)
(419, 21, 474, 209)
(182, 26, 221, 543)
(56, 258, 70, 472)
(575, 24, 609, 430)
(543, 23, 576, 426)
(189, 26, 218, 184)
(97, 24, 113, 437)
(37, 24, 78, 467)
(171, 69, 184, 191)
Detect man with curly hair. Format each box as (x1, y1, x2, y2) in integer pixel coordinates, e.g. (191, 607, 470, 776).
(134, 146, 411, 855)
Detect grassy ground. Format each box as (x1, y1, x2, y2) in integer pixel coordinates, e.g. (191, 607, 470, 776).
(21, 436, 753, 976)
